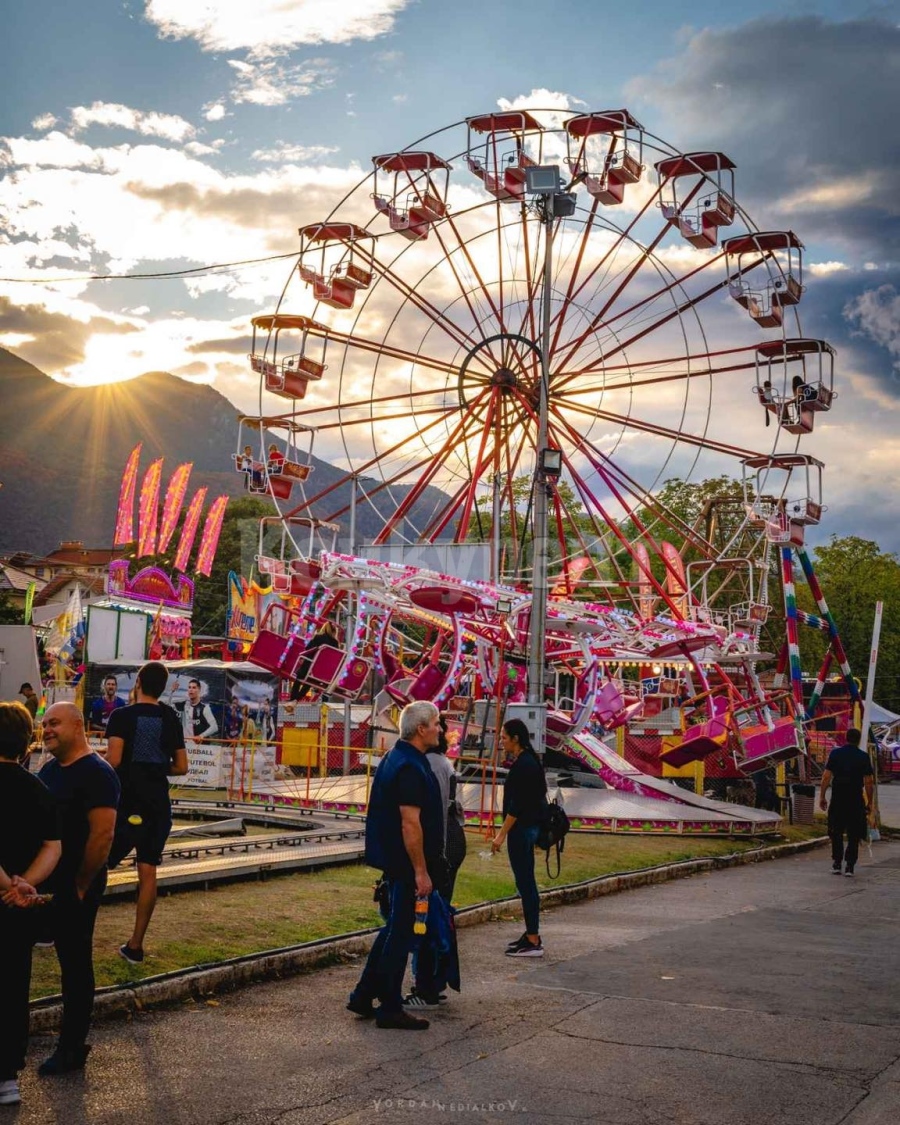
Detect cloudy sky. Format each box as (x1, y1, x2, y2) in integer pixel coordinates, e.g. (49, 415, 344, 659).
(2, 0, 899, 552)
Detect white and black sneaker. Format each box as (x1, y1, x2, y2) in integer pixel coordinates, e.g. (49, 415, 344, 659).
(402, 991, 440, 1011)
(831, 863, 842, 875)
(0, 1080, 21, 1106)
(505, 931, 528, 951)
(505, 936, 544, 958)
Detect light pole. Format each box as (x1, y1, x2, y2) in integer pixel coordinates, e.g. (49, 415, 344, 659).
(522, 166, 575, 748)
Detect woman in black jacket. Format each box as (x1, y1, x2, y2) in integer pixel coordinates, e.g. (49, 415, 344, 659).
(0, 702, 61, 1106)
(490, 718, 547, 958)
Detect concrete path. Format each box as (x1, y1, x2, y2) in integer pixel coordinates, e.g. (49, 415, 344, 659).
(12, 834, 900, 1125)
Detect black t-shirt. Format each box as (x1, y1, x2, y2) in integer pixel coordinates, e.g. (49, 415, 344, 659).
(825, 744, 873, 806)
(38, 753, 120, 889)
(394, 762, 444, 873)
(0, 763, 60, 878)
(106, 702, 185, 804)
(502, 747, 548, 827)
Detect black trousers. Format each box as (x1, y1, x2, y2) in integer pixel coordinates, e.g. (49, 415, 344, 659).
(53, 874, 107, 1049)
(0, 908, 35, 1079)
(829, 803, 867, 869)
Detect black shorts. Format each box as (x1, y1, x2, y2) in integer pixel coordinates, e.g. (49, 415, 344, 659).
(109, 803, 173, 868)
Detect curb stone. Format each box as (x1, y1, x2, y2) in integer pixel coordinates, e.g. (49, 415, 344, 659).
(29, 834, 828, 1034)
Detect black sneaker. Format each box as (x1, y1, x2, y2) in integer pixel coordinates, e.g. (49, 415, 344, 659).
(119, 944, 144, 964)
(832, 863, 842, 875)
(375, 1010, 430, 1031)
(844, 867, 855, 877)
(346, 993, 375, 1018)
(505, 931, 528, 951)
(38, 1044, 91, 1077)
(506, 936, 544, 958)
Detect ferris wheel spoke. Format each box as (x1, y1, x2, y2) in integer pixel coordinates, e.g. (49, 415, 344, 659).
(427, 209, 524, 369)
(549, 407, 718, 558)
(371, 383, 496, 544)
(318, 323, 481, 378)
(558, 250, 772, 391)
(559, 397, 759, 460)
(355, 244, 493, 357)
(547, 195, 601, 359)
(449, 388, 504, 542)
(552, 423, 688, 616)
(280, 399, 466, 522)
(566, 342, 759, 387)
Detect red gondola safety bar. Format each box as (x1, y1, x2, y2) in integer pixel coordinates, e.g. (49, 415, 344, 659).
(724, 232, 804, 328)
(372, 152, 451, 241)
(466, 111, 543, 203)
(656, 151, 736, 249)
(251, 314, 328, 400)
(564, 110, 644, 205)
(753, 338, 836, 436)
(298, 223, 374, 310)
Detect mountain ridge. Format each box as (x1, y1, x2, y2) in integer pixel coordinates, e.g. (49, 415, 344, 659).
(0, 349, 437, 556)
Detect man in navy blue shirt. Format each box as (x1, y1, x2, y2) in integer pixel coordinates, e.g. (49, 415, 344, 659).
(38, 703, 120, 1076)
(347, 700, 444, 1030)
(819, 727, 874, 877)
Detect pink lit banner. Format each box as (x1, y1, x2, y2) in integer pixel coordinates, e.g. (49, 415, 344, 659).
(137, 458, 164, 557)
(158, 462, 193, 554)
(114, 443, 142, 545)
(551, 556, 590, 599)
(635, 542, 654, 621)
(194, 494, 229, 577)
(661, 541, 688, 619)
(173, 488, 207, 573)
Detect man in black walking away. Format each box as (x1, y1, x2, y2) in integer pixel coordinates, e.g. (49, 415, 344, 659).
(106, 661, 188, 963)
(347, 700, 444, 1030)
(38, 703, 120, 1076)
(818, 727, 874, 877)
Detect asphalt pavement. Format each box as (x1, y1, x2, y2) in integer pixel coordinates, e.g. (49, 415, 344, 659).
(9, 819, 900, 1125)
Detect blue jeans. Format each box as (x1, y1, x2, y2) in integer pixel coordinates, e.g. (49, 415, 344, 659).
(351, 879, 415, 1014)
(507, 823, 540, 935)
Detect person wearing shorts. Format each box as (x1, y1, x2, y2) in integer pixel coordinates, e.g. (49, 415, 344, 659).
(106, 661, 188, 963)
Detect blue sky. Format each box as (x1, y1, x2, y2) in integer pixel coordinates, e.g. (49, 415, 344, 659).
(2, 0, 899, 551)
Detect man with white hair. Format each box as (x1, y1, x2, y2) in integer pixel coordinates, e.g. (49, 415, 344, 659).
(347, 700, 444, 1030)
(37, 703, 119, 1077)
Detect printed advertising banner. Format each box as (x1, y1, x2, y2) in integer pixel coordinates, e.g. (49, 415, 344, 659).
(85, 661, 280, 788)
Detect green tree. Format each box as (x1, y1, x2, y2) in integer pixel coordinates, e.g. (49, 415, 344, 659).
(0, 593, 25, 625)
(798, 536, 900, 711)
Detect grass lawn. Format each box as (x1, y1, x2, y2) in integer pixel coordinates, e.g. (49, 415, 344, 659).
(29, 823, 824, 1000)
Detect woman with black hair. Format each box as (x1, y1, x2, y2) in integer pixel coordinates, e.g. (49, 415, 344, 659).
(490, 718, 547, 958)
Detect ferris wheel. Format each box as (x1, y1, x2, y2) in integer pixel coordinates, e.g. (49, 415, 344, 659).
(243, 110, 834, 606)
(239, 108, 857, 768)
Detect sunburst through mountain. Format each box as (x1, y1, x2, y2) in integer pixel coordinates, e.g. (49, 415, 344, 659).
(0, 348, 451, 556)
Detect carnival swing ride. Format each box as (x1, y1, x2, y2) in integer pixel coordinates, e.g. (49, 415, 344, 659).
(238, 109, 857, 833)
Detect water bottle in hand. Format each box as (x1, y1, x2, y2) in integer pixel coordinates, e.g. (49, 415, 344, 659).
(413, 894, 429, 935)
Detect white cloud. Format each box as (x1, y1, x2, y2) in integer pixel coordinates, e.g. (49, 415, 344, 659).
(144, 0, 413, 54)
(32, 113, 58, 131)
(69, 101, 197, 143)
(808, 261, 850, 277)
(228, 56, 336, 106)
(845, 285, 900, 369)
(184, 141, 220, 157)
(251, 143, 339, 163)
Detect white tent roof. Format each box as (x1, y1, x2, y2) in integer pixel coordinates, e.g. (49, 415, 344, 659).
(870, 701, 900, 725)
